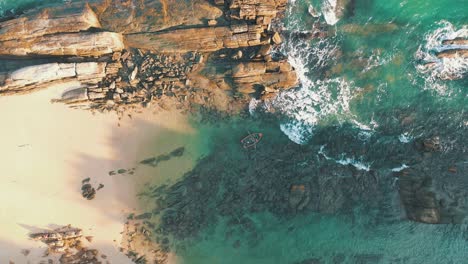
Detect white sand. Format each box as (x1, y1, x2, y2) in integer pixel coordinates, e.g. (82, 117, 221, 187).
(0, 83, 201, 263)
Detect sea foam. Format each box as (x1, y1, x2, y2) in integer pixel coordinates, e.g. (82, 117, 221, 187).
(321, 0, 339, 25)
(250, 0, 367, 145)
(318, 146, 371, 171)
(416, 21, 468, 94)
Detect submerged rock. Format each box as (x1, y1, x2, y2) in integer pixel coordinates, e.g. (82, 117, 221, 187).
(147, 125, 395, 240)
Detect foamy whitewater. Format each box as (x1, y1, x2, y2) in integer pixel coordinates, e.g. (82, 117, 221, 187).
(318, 145, 371, 171)
(398, 133, 414, 143)
(252, 0, 369, 145)
(415, 21, 468, 94)
(321, 0, 339, 25)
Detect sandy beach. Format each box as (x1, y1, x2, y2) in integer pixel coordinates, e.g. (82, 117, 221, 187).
(0, 83, 203, 263)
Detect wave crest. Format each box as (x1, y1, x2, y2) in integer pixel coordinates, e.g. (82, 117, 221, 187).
(415, 21, 468, 94)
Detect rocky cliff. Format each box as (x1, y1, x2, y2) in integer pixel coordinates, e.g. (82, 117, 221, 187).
(0, 0, 298, 113)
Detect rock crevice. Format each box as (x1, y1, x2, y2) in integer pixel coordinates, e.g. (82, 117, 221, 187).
(0, 0, 298, 112)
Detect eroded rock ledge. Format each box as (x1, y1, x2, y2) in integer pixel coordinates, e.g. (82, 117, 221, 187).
(0, 0, 298, 113)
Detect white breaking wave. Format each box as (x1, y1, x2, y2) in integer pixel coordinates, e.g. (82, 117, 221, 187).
(357, 130, 373, 141)
(273, 3, 354, 144)
(280, 122, 313, 145)
(248, 98, 261, 116)
(391, 164, 409, 172)
(318, 146, 371, 171)
(321, 0, 339, 25)
(398, 132, 413, 143)
(336, 156, 371, 171)
(248, 0, 371, 145)
(423, 21, 468, 52)
(416, 21, 468, 94)
(272, 78, 356, 144)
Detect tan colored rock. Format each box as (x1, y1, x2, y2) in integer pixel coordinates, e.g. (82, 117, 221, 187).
(257, 44, 271, 57)
(229, 0, 287, 21)
(126, 26, 267, 52)
(231, 61, 297, 92)
(436, 49, 468, 59)
(0, 2, 124, 57)
(202, 59, 297, 94)
(0, 0, 297, 111)
(91, 0, 223, 34)
(232, 62, 267, 78)
(0, 32, 124, 57)
(271, 32, 282, 44)
(442, 38, 468, 46)
(88, 91, 106, 100)
(208, 19, 218, 26)
(0, 4, 101, 42)
(264, 86, 277, 93)
(237, 85, 256, 94)
(0, 62, 107, 95)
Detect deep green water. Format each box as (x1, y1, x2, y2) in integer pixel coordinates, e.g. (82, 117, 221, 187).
(2, 0, 467, 263)
(173, 0, 467, 263)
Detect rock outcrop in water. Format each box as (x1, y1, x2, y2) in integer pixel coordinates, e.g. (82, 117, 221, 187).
(321, 0, 353, 25)
(0, 0, 298, 112)
(141, 124, 399, 243)
(419, 35, 468, 80)
(138, 108, 467, 250)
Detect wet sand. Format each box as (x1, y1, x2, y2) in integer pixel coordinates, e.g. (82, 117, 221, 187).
(0, 83, 204, 263)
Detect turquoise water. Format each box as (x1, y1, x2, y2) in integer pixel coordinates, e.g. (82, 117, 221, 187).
(0, 0, 61, 16)
(170, 0, 467, 263)
(176, 212, 468, 264)
(2, 0, 467, 263)
(271, 0, 467, 144)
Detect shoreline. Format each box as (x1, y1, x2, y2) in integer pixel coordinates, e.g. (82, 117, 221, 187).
(0, 83, 206, 263)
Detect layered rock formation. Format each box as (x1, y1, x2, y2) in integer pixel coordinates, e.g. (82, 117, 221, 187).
(0, 0, 298, 112)
(126, 24, 269, 52)
(0, 62, 108, 95)
(0, 5, 124, 57)
(419, 36, 468, 80)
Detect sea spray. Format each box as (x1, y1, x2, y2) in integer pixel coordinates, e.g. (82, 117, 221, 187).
(321, 0, 339, 25)
(272, 78, 356, 144)
(318, 145, 371, 171)
(415, 21, 468, 93)
(398, 132, 414, 143)
(391, 164, 409, 172)
(253, 0, 358, 144)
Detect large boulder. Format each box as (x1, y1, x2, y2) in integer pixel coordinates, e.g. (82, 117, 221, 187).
(0, 62, 107, 95)
(90, 0, 224, 33)
(0, 4, 124, 57)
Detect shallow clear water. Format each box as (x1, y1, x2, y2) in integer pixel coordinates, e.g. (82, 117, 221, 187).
(2, 0, 467, 263)
(176, 212, 468, 264)
(173, 0, 468, 263)
(0, 0, 61, 16)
